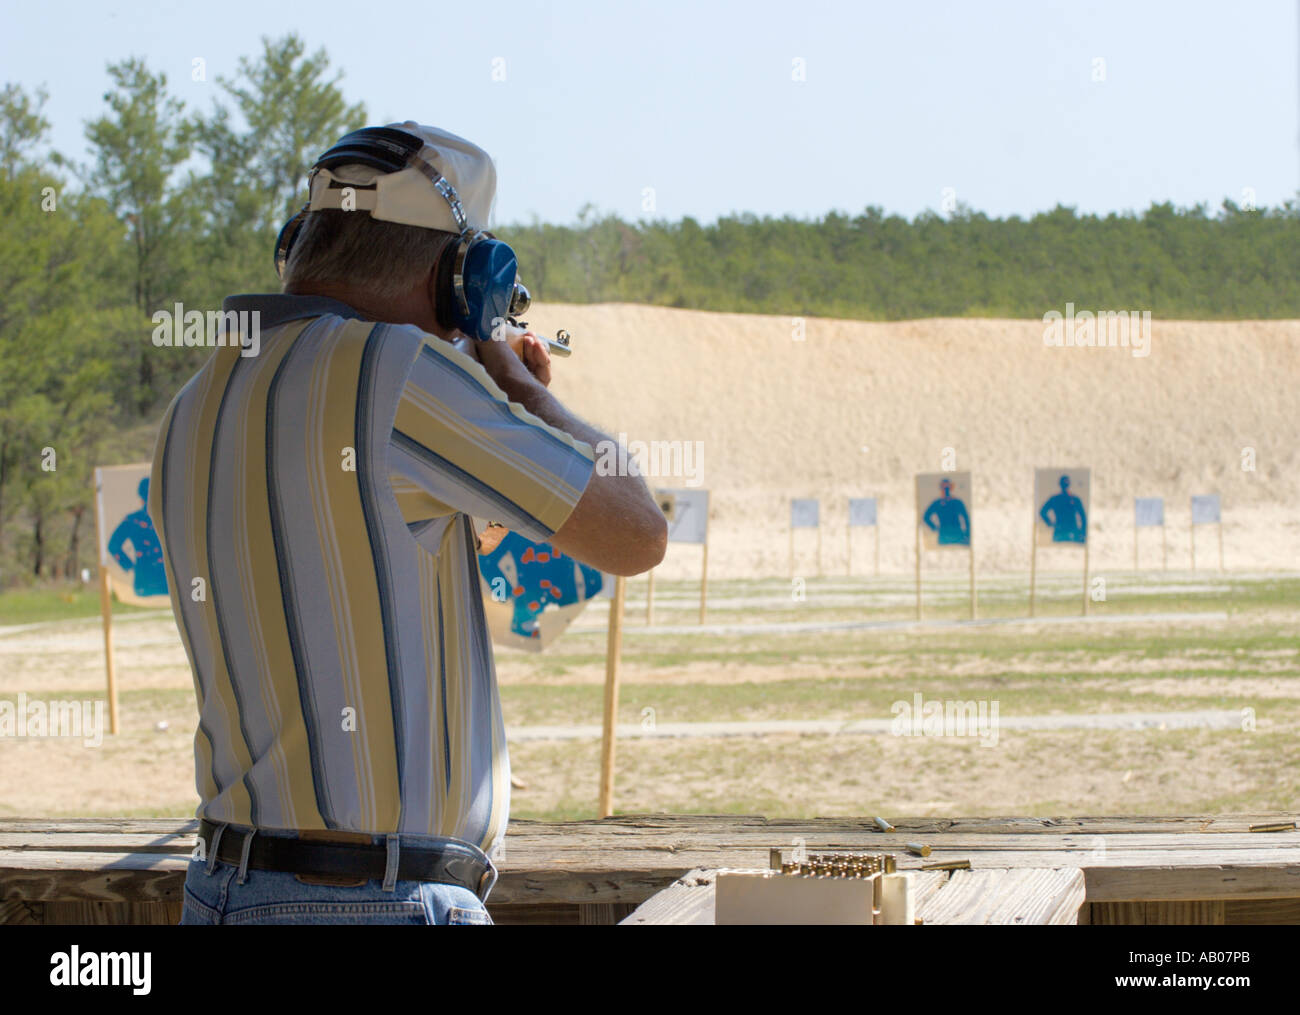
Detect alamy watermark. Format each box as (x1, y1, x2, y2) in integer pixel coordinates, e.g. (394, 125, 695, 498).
(890, 692, 999, 748)
(0, 692, 105, 747)
(50, 946, 150, 994)
(152, 303, 261, 358)
(594, 433, 704, 487)
(1042, 302, 1150, 358)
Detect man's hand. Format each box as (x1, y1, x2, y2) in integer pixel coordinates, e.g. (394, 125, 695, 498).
(460, 325, 667, 577)
(470, 324, 552, 390)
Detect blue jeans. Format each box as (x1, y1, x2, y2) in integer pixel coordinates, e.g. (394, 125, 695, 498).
(179, 823, 497, 925)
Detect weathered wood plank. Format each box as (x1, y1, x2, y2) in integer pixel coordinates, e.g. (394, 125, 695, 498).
(42, 901, 184, 926)
(620, 869, 721, 926)
(1143, 901, 1224, 925)
(1, 814, 1295, 837)
(578, 902, 638, 925)
(1084, 864, 1300, 903)
(486, 903, 581, 926)
(1083, 902, 1147, 925)
(6, 829, 1299, 866)
(0, 833, 196, 852)
(0, 852, 187, 904)
(3, 814, 1298, 910)
(1223, 898, 1300, 925)
(4, 840, 1300, 905)
(918, 868, 1085, 925)
(0, 897, 42, 925)
(623, 867, 1084, 925)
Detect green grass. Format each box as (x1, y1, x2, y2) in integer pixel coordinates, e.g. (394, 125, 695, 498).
(498, 675, 1296, 729)
(0, 584, 159, 626)
(5, 570, 1298, 822)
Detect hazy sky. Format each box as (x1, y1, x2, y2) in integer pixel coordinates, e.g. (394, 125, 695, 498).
(3, 0, 1297, 226)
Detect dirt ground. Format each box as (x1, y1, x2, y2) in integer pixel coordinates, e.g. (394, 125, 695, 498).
(2, 575, 1296, 821)
(522, 305, 1300, 578)
(3, 305, 1298, 822)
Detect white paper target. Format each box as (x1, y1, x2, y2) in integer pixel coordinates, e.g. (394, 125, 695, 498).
(848, 497, 878, 527)
(655, 488, 709, 544)
(790, 499, 820, 529)
(1191, 494, 1221, 525)
(1134, 497, 1164, 527)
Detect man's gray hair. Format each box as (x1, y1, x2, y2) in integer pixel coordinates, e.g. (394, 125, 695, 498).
(282, 209, 459, 302)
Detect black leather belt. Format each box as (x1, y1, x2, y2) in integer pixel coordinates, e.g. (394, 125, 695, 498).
(198, 820, 496, 901)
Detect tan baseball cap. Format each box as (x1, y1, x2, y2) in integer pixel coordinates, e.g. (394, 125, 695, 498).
(307, 121, 497, 234)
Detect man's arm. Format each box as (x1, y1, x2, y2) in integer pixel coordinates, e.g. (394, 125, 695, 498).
(475, 338, 668, 577)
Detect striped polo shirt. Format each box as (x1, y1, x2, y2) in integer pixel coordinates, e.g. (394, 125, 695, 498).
(148, 294, 594, 856)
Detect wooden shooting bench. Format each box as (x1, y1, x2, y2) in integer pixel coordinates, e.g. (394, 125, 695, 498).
(2, 814, 1298, 926)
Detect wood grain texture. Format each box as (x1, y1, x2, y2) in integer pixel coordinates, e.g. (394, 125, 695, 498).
(1222, 898, 1300, 925)
(41, 901, 184, 926)
(622, 866, 1085, 925)
(1083, 902, 1148, 925)
(1142, 901, 1224, 925)
(4, 815, 1298, 913)
(918, 868, 1086, 925)
(486, 903, 581, 926)
(0, 898, 41, 925)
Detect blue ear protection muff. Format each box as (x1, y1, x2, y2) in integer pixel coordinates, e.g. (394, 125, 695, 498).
(274, 126, 530, 342)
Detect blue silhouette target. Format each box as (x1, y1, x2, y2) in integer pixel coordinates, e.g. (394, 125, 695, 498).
(478, 531, 604, 647)
(1034, 468, 1091, 547)
(107, 477, 168, 598)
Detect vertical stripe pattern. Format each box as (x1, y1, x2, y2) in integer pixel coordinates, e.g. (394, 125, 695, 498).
(148, 297, 595, 853)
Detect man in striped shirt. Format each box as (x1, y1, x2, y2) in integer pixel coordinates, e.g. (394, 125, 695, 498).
(152, 123, 666, 925)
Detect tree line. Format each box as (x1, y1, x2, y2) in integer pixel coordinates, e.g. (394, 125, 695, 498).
(0, 34, 1296, 588)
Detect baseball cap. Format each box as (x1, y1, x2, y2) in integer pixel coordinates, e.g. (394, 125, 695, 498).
(307, 121, 497, 234)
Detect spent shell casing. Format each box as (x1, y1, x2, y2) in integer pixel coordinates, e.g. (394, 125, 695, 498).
(921, 859, 971, 871)
(874, 816, 895, 833)
(906, 842, 932, 857)
(770, 848, 783, 870)
(884, 854, 897, 874)
(1249, 822, 1296, 833)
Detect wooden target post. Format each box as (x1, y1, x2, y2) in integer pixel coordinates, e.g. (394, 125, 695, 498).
(915, 474, 975, 621)
(914, 519, 922, 620)
(1190, 494, 1224, 570)
(1082, 540, 1091, 616)
(93, 468, 120, 734)
(969, 538, 978, 620)
(1028, 518, 1038, 618)
(699, 524, 710, 623)
(789, 498, 821, 579)
(598, 575, 627, 818)
(1031, 467, 1092, 618)
(846, 497, 879, 578)
(1133, 497, 1166, 571)
(916, 532, 976, 621)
